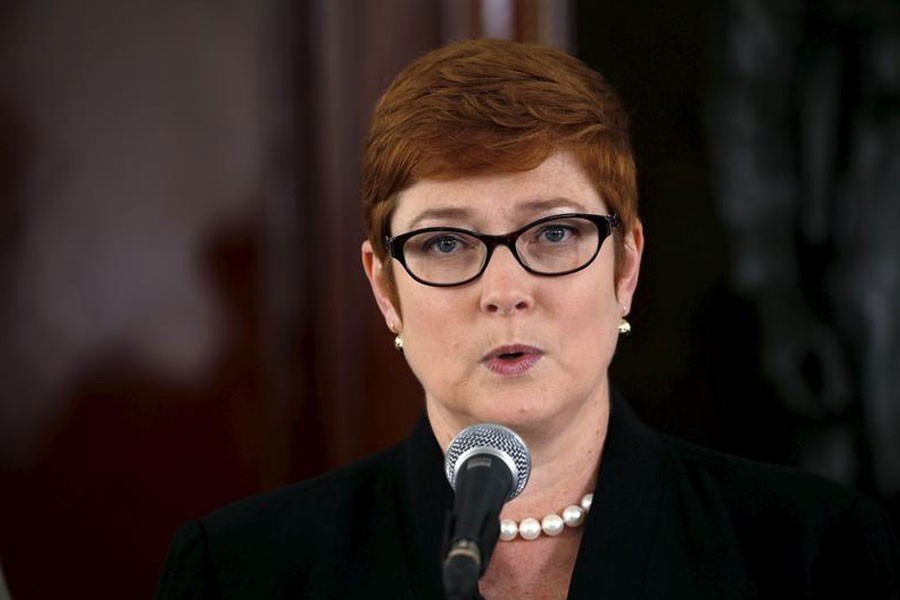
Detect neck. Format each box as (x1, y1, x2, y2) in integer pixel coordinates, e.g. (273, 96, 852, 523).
(500, 395, 608, 521)
(427, 387, 610, 520)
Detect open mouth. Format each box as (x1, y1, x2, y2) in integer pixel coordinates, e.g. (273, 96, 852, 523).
(482, 345, 543, 375)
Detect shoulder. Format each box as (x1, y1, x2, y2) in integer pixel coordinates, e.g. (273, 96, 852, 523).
(202, 441, 407, 546)
(659, 433, 859, 512)
(156, 442, 410, 599)
(654, 433, 900, 596)
(655, 431, 891, 532)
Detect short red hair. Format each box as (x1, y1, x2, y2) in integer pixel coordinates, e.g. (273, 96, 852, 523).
(363, 38, 638, 298)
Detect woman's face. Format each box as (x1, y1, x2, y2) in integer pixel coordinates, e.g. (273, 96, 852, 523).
(362, 151, 642, 442)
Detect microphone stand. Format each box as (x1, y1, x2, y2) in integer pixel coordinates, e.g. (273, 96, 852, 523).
(441, 458, 508, 599)
(442, 511, 493, 600)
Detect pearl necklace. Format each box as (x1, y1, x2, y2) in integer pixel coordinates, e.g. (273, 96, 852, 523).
(499, 493, 593, 541)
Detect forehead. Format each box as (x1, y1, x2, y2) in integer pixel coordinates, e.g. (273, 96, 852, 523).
(391, 152, 605, 233)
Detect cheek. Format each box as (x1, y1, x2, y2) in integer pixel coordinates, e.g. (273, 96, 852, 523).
(554, 267, 620, 349)
(559, 290, 617, 339)
(401, 286, 445, 327)
(397, 284, 468, 354)
(398, 294, 473, 394)
(564, 248, 619, 307)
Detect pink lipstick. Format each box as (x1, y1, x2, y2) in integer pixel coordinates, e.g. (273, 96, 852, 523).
(481, 345, 543, 376)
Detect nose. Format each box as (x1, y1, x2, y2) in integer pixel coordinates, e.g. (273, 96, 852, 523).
(478, 246, 534, 316)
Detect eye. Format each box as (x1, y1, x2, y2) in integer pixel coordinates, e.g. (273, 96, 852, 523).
(421, 234, 467, 255)
(537, 224, 576, 244)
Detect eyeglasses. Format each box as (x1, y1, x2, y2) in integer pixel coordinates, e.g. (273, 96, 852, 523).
(385, 212, 619, 287)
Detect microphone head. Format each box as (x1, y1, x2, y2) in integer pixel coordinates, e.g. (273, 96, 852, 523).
(444, 423, 531, 500)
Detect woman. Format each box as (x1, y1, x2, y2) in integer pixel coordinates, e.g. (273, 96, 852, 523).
(156, 39, 899, 599)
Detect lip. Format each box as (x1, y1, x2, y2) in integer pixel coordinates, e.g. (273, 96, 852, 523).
(481, 344, 544, 376)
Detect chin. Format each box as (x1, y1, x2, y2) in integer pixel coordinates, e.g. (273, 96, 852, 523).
(462, 400, 562, 434)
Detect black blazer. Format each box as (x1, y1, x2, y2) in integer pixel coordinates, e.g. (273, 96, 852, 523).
(156, 393, 900, 599)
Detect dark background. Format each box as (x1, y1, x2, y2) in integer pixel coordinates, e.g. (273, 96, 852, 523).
(1, 1, 896, 598)
(579, 2, 795, 469)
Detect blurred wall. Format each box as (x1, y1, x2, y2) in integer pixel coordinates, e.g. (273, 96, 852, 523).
(707, 0, 900, 505)
(578, 0, 900, 526)
(0, 1, 276, 597)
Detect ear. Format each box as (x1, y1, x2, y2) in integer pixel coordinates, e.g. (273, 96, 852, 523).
(615, 220, 644, 313)
(361, 240, 402, 330)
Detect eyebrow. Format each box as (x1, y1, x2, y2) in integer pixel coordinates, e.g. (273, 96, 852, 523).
(404, 198, 592, 231)
(405, 206, 472, 230)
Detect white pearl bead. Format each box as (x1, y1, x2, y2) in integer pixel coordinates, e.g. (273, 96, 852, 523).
(518, 517, 542, 540)
(562, 504, 585, 527)
(580, 493, 593, 513)
(541, 513, 564, 536)
(499, 519, 518, 541)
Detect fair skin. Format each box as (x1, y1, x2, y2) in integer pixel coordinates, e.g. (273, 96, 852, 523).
(362, 151, 643, 599)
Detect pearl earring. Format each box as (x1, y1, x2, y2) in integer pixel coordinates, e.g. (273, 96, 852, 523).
(388, 321, 404, 352)
(618, 306, 631, 335)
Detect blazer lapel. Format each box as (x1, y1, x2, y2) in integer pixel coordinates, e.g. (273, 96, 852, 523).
(398, 414, 454, 599)
(568, 392, 668, 599)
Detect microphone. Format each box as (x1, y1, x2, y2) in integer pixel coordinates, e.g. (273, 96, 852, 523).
(442, 423, 531, 599)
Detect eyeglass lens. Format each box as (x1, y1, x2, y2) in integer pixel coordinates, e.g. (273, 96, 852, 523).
(401, 215, 602, 285)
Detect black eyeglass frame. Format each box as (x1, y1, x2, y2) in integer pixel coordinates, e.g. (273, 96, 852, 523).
(384, 212, 620, 288)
